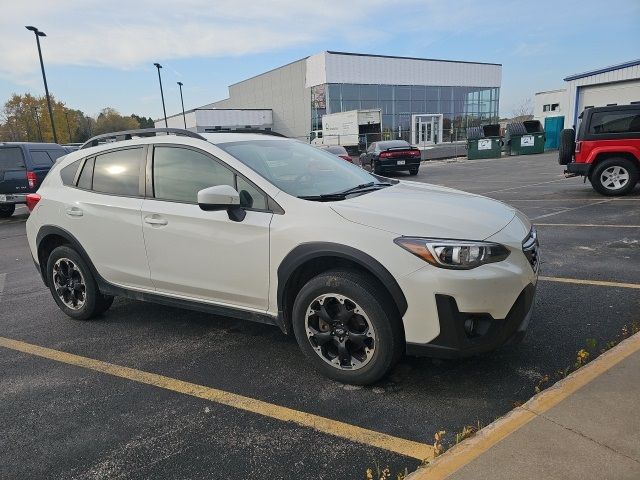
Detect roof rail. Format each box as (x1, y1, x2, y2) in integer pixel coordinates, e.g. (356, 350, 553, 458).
(80, 128, 206, 149)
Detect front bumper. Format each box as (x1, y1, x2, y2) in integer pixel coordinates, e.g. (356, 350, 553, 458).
(406, 283, 536, 358)
(0, 193, 27, 205)
(565, 162, 590, 176)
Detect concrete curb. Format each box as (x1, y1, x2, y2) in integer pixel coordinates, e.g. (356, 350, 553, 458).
(406, 331, 640, 479)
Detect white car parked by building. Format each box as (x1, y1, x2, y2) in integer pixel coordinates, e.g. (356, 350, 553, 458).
(25, 129, 538, 385)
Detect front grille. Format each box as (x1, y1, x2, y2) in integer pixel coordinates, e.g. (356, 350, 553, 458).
(522, 227, 539, 272)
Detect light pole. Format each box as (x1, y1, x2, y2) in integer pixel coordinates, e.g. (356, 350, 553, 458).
(154, 63, 168, 127)
(177, 81, 186, 128)
(25, 26, 58, 143)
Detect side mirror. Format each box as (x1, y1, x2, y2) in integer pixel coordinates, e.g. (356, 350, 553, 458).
(197, 185, 246, 222)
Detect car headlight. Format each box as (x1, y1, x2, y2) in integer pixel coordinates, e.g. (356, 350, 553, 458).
(394, 237, 510, 269)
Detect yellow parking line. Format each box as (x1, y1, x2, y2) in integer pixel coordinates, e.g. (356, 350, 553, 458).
(408, 332, 640, 479)
(539, 275, 640, 290)
(0, 336, 433, 461)
(536, 223, 640, 228)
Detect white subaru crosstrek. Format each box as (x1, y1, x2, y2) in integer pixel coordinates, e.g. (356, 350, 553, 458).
(25, 129, 538, 385)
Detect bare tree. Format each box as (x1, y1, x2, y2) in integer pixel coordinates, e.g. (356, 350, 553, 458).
(511, 98, 534, 122)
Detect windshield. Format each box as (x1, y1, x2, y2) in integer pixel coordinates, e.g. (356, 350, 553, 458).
(218, 139, 386, 198)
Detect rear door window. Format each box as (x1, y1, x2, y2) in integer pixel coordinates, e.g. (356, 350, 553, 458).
(0, 147, 26, 172)
(589, 110, 640, 134)
(92, 148, 143, 196)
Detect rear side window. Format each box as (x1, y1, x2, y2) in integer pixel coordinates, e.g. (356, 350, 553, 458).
(0, 147, 26, 171)
(47, 150, 65, 162)
(30, 151, 55, 167)
(590, 110, 640, 134)
(77, 158, 94, 190)
(92, 148, 143, 196)
(153, 146, 235, 203)
(60, 160, 82, 185)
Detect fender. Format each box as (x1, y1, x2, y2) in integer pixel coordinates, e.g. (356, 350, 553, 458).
(585, 144, 640, 164)
(36, 225, 102, 288)
(277, 242, 408, 320)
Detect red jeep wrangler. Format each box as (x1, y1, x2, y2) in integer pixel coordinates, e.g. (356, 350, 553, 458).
(559, 105, 640, 196)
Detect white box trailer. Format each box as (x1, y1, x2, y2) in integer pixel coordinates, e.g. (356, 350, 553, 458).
(311, 109, 382, 153)
(156, 108, 273, 132)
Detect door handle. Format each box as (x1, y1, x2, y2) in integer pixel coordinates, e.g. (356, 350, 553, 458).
(65, 206, 83, 217)
(144, 215, 168, 226)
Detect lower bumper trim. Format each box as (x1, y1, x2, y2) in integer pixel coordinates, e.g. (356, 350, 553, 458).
(406, 284, 536, 359)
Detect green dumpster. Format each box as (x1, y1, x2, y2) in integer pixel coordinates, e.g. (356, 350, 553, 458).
(466, 124, 502, 159)
(505, 120, 545, 156)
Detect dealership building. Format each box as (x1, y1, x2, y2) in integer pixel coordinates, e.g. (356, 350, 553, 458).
(534, 59, 640, 129)
(159, 51, 502, 143)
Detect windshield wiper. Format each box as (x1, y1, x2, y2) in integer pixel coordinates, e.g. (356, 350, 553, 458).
(331, 182, 392, 196)
(298, 182, 393, 201)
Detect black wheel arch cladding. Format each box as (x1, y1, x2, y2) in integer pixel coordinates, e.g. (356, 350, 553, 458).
(277, 242, 408, 327)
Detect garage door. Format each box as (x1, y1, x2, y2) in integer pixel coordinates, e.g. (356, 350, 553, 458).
(578, 79, 640, 111)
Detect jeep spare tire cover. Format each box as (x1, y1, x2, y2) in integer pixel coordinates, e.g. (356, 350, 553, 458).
(558, 128, 576, 165)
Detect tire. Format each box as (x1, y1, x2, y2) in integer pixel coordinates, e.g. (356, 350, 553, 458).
(292, 269, 404, 385)
(46, 245, 111, 320)
(0, 204, 15, 218)
(409, 167, 419, 176)
(558, 128, 575, 165)
(590, 157, 639, 196)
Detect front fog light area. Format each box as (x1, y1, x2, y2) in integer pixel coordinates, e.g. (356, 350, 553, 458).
(394, 237, 510, 269)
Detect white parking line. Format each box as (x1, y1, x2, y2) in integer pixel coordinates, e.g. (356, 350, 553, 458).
(531, 199, 612, 220)
(480, 178, 568, 195)
(536, 223, 640, 228)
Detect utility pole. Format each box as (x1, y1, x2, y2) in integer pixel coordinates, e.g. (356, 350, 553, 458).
(25, 26, 58, 143)
(154, 63, 168, 127)
(177, 81, 186, 128)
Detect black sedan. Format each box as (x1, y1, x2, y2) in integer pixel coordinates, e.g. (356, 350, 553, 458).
(359, 140, 422, 175)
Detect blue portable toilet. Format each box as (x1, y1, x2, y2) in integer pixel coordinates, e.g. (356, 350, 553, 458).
(544, 116, 564, 150)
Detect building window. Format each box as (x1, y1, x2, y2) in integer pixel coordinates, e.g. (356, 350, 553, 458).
(551, 103, 560, 111)
(311, 82, 500, 141)
(543, 104, 551, 112)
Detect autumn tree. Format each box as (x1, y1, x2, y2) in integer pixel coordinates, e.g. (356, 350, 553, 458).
(94, 108, 140, 135)
(0, 94, 152, 144)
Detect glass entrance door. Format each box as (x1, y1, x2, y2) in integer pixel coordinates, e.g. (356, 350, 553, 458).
(411, 114, 443, 146)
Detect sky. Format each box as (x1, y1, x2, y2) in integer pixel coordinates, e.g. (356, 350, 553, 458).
(1, 0, 638, 121)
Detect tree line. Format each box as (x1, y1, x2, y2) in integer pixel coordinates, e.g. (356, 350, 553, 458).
(0, 93, 155, 144)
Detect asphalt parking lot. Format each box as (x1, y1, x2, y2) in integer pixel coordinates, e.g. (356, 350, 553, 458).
(1, 151, 639, 479)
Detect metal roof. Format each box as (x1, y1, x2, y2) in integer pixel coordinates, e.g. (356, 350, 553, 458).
(326, 51, 502, 67)
(564, 59, 640, 81)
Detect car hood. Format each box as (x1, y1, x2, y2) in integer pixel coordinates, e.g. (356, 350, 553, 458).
(330, 181, 517, 240)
